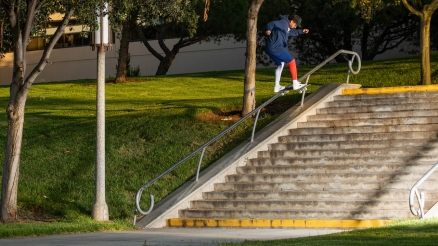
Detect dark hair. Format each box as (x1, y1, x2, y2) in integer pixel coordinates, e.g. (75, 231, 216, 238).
(288, 15, 302, 28)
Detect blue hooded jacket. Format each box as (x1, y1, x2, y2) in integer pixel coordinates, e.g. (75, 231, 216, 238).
(264, 15, 304, 55)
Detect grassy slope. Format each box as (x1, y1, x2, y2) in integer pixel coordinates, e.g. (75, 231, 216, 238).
(0, 53, 436, 238)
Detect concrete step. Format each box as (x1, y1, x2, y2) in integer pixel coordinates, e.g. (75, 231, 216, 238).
(269, 139, 437, 151)
(213, 180, 437, 192)
(178, 208, 415, 220)
(334, 91, 438, 101)
(237, 163, 436, 175)
(325, 97, 438, 108)
(202, 190, 438, 201)
(333, 91, 438, 101)
(189, 199, 432, 210)
(224, 172, 438, 183)
(246, 156, 437, 166)
(278, 131, 438, 143)
(256, 147, 438, 159)
(298, 117, 438, 128)
(287, 124, 438, 135)
(317, 103, 438, 115)
(307, 109, 438, 121)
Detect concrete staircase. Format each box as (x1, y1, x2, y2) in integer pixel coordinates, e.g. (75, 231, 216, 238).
(166, 86, 438, 228)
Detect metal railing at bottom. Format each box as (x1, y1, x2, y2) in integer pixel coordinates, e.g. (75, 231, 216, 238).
(133, 49, 361, 225)
(409, 162, 438, 219)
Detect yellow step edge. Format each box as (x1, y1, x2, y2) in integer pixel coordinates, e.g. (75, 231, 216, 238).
(343, 84, 438, 95)
(167, 219, 393, 228)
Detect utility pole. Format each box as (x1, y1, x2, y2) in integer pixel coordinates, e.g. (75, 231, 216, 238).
(91, 1, 111, 221)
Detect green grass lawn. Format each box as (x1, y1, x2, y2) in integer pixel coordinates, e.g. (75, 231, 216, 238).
(0, 53, 437, 238)
(220, 219, 438, 246)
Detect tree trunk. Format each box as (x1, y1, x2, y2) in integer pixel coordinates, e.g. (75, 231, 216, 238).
(401, 0, 438, 85)
(114, 21, 131, 83)
(155, 46, 179, 76)
(1, 17, 4, 51)
(2, 30, 29, 222)
(1, 69, 27, 222)
(242, 0, 264, 117)
(419, 13, 432, 85)
(1, 3, 29, 221)
(361, 23, 371, 61)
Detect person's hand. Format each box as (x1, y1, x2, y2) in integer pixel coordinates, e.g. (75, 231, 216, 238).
(303, 29, 309, 34)
(266, 30, 271, 35)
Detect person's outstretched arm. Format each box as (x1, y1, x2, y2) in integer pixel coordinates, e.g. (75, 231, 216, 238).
(289, 28, 309, 37)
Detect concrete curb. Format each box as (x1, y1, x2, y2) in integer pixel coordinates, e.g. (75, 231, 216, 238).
(342, 84, 438, 95)
(167, 218, 393, 229)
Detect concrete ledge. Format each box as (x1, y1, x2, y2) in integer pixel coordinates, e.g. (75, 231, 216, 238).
(135, 83, 361, 229)
(343, 84, 438, 95)
(425, 202, 438, 219)
(166, 218, 393, 229)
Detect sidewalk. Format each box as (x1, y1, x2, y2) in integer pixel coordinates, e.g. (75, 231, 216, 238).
(0, 228, 344, 246)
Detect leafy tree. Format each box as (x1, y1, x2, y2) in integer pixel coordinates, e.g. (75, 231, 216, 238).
(357, 4, 418, 60)
(347, 0, 437, 84)
(343, 0, 419, 60)
(131, 0, 247, 76)
(0, 0, 101, 223)
(109, 0, 249, 93)
(400, 0, 438, 85)
(134, 0, 204, 76)
(287, 0, 418, 65)
(292, 0, 359, 64)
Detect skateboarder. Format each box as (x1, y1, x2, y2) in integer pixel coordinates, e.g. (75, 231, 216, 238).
(264, 14, 310, 92)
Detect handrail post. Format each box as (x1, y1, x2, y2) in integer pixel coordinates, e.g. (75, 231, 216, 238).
(300, 76, 311, 106)
(196, 147, 206, 181)
(251, 109, 262, 142)
(409, 162, 438, 219)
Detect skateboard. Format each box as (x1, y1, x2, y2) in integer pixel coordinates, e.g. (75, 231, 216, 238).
(296, 84, 309, 93)
(281, 84, 310, 94)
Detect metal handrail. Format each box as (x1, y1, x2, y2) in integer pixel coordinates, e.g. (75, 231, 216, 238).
(133, 49, 361, 224)
(409, 162, 438, 219)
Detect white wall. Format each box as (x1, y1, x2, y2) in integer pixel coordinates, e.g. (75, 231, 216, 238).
(0, 38, 248, 86)
(0, 37, 419, 86)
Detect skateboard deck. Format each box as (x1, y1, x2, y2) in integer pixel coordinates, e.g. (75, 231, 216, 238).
(296, 84, 309, 93)
(281, 84, 310, 94)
